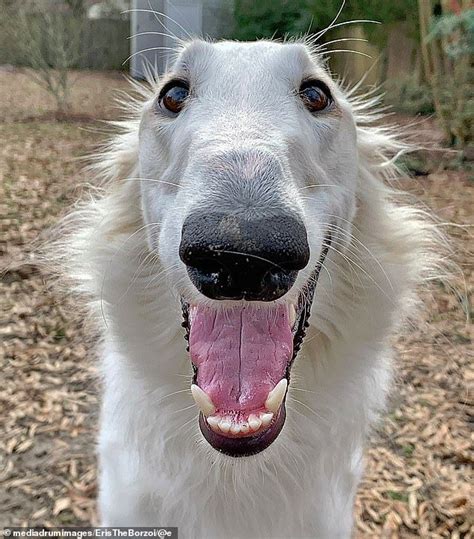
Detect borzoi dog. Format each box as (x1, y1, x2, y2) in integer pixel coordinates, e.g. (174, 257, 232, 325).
(56, 39, 440, 537)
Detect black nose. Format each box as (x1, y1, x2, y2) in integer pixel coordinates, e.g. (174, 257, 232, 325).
(179, 212, 309, 301)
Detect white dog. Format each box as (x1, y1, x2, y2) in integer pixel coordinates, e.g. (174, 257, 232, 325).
(55, 39, 441, 538)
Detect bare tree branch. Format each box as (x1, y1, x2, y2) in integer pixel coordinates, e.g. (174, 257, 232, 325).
(8, 4, 84, 115)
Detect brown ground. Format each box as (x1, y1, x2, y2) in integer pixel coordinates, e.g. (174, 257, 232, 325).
(1, 70, 473, 537)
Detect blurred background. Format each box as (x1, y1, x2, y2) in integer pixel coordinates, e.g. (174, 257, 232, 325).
(1, 0, 472, 536)
(0, 0, 472, 148)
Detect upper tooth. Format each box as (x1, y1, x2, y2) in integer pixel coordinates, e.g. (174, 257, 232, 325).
(191, 384, 216, 417)
(289, 304, 297, 326)
(265, 378, 288, 413)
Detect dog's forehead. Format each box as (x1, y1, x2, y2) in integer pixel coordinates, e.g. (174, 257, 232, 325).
(173, 40, 325, 88)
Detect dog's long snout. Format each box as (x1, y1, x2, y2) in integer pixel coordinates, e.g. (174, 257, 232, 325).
(179, 212, 309, 301)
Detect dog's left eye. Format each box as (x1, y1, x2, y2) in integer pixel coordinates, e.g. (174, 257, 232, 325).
(158, 81, 189, 114)
(299, 81, 332, 113)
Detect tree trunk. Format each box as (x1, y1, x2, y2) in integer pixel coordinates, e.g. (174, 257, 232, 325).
(417, 0, 453, 143)
(418, 0, 433, 83)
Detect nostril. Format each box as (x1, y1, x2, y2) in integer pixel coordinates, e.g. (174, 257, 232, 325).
(189, 257, 223, 273)
(179, 212, 309, 301)
(261, 268, 299, 298)
(187, 264, 237, 300)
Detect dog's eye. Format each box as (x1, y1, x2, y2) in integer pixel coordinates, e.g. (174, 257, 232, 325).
(159, 81, 189, 114)
(299, 81, 332, 113)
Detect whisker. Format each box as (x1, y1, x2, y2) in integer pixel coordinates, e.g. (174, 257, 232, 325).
(152, 388, 191, 404)
(314, 19, 381, 42)
(288, 397, 328, 423)
(299, 183, 352, 193)
(123, 46, 179, 66)
(324, 221, 395, 292)
(143, 262, 183, 291)
(317, 37, 368, 49)
(100, 221, 163, 325)
(171, 403, 196, 415)
(290, 386, 317, 395)
(127, 31, 185, 42)
(212, 249, 285, 271)
(321, 49, 373, 60)
(123, 7, 192, 41)
(286, 402, 329, 427)
(123, 177, 182, 189)
(116, 248, 159, 303)
(315, 0, 347, 42)
(168, 414, 198, 439)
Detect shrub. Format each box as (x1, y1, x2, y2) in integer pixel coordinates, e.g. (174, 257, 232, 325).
(419, 2, 473, 148)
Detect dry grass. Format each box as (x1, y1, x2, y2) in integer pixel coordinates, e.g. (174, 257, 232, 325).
(1, 70, 472, 536)
(0, 68, 129, 123)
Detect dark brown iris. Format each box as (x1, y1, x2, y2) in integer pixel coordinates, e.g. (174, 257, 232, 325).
(160, 82, 189, 114)
(299, 81, 332, 112)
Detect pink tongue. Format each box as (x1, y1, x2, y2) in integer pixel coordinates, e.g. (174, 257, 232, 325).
(189, 304, 293, 414)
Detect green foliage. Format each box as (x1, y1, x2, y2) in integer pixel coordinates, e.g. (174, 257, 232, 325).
(232, 0, 420, 41)
(422, 7, 473, 148)
(232, 0, 312, 40)
(307, 0, 418, 29)
(385, 77, 435, 115)
(427, 9, 474, 58)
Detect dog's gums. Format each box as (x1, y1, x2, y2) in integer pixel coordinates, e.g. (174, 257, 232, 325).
(182, 237, 330, 456)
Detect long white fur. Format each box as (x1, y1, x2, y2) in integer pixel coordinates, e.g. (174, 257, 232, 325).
(52, 39, 445, 538)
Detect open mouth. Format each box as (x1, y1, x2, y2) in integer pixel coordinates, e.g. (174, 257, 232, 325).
(181, 240, 330, 457)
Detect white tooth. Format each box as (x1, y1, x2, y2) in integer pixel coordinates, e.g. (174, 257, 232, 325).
(289, 304, 297, 327)
(191, 384, 216, 417)
(260, 412, 274, 427)
(230, 423, 241, 435)
(248, 414, 262, 431)
(206, 416, 220, 430)
(218, 419, 231, 433)
(240, 423, 249, 434)
(264, 379, 288, 414)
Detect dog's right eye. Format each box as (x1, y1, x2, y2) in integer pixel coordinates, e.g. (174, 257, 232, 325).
(158, 81, 189, 114)
(299, 80, 332, 113)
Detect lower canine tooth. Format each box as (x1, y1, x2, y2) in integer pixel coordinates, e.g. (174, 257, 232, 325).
(248, 414, 262, 431)
(218, 419, 231, 433)
(260, 412, 274, 427)
(264, 378, 288, 414)
(191, 384, 216, 417)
